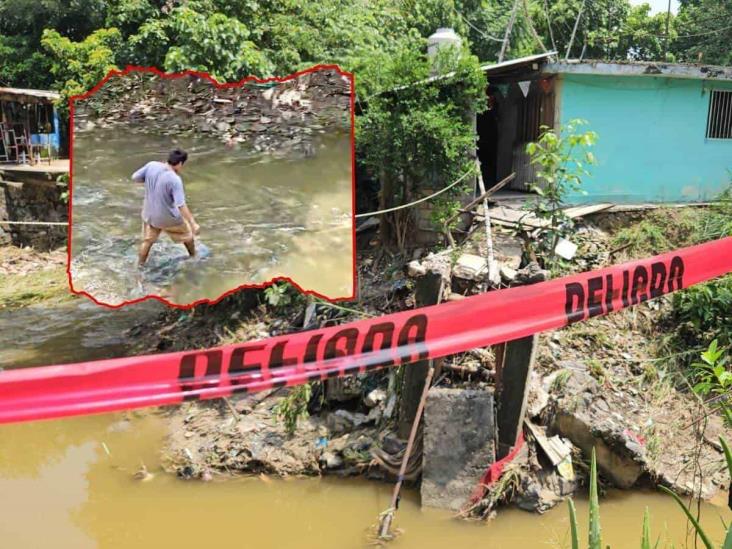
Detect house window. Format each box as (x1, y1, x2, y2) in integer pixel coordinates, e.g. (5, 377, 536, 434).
(706, 90, 732, 139)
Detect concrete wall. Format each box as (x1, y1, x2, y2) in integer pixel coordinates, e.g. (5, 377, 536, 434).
(557, 74, 732, 203)
(0, 179, 67, 249)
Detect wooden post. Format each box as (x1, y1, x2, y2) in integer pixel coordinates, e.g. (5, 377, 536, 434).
(398, 271, 443, 438)
(495, 334, 537, 458)
(499, 0, 521, 63)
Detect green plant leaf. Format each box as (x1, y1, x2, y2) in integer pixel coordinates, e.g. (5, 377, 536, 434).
(567, 498, 580, 549)
(720, 437, 732, 482)
(659, 486, 715, 549)
(641, 507, 651, 549)
(589, 448, 602, 549)
(724, 526, 732, 549)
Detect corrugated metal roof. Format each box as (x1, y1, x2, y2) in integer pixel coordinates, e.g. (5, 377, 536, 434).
(479, 52, 558, 75)
(0, 87, 60, 101)
(382, 52, 557, 96)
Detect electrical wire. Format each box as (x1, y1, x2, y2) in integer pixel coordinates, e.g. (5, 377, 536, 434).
(354, 167, 475, 218)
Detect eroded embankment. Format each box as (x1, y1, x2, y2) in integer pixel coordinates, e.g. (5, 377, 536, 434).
(149, 205, 731, 517)
(2, 205, 729, 517)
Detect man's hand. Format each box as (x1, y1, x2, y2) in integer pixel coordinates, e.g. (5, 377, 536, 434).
(179, 204, 199, 236)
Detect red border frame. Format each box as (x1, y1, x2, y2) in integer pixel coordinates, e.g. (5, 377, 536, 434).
(67, 64, 357, 310)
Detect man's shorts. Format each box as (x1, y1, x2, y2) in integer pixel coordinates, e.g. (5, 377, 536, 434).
(142, 221, 193, 244)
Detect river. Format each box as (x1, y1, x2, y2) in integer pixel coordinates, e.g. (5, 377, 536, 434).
(70, 129, 353, 306)
(1, 302, 731, 547)
(1, 409, 730, 548)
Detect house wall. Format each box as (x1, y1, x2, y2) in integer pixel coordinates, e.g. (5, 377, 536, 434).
(556, 73, 732, 203)
(0, 179, 67, 249)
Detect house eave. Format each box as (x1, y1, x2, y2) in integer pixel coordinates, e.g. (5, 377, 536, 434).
(544, 60, 732, 81)
(0, 87, 60, 104)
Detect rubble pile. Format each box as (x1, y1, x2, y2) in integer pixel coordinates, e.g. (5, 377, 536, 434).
(140, 201, 732, 518)
(74, 68, 351, 156)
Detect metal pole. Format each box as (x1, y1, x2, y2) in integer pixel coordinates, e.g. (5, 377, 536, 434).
(663, 0, 672, 59)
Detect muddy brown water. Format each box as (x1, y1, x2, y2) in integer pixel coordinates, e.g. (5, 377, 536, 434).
(70, 129, 353, 306)
(1, 309, 730, 548)
(0, 411, 730, 548)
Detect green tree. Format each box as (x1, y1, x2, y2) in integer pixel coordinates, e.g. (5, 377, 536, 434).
(525, 119, 597, 263)
(41, 27, 122, 108)
(672, 0, 732, 64)
(163, 7, 272, 80)
(357, 43, 487, 249)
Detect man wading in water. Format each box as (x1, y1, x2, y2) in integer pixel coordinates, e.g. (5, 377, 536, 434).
(132, 149, 200, 266)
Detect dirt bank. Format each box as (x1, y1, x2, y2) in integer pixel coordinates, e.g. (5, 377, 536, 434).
(0, 244, 69, 310)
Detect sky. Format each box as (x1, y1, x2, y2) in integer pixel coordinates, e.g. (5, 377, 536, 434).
(630, 0, 679, 15)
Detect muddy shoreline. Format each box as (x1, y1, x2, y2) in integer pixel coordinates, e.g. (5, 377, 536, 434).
(145, 207, 730, 517)
(1, 204, 730, 519)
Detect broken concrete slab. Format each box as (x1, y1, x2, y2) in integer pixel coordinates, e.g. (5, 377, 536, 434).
(452, 253, 487, 281)
(421, 387, 495, 511)
(418, 252, 452, 283)
(500, 265, 518, 283)
(554, 410, 644, 488)
(406, 260, 427, 277)
(487, 206, 550, 229)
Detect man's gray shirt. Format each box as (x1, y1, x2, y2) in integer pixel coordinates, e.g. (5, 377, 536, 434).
(132, 161, 186, 228)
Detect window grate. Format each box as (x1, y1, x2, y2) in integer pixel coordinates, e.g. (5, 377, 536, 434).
(706, 90, 732, 139)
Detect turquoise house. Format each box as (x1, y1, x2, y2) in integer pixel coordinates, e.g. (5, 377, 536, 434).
(475, 55, 732, 204)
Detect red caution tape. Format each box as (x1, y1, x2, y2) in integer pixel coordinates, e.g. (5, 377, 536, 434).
(2, 237, 732, 424)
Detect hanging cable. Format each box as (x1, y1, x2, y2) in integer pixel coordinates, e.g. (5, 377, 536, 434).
(354, 167, 475, 218)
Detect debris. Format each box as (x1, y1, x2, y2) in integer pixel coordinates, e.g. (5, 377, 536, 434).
(562, 203, 614, 219)
(383, 394, 397, 419)
(326, 409, 370, 433)
(407, 260, 427, 277)
(133, 463, 155, 482)
(487, 206, 550, 230)
(364, 388, 387, 408)
(320, 451, 344, 469)
(514, 262, 549, 284)
(452, 253, 487, 281)
(499, 265, 518, 283)
(554, 237, 578, 260)
(355, 217, 379, 233)
(524, 420, 574, 481)
(487, 259, 501, 286)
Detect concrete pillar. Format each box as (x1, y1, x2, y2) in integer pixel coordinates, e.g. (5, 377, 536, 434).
(421, 387, 496, 510)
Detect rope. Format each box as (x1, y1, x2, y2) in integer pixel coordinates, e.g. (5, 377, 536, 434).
(2, 170, 475, 226)
(354, 167, 475, 219)
(0, 221, 67, 226)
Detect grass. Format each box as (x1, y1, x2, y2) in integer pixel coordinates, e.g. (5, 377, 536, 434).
(0, 265, 73, 309)
(610, 207, 707, 258)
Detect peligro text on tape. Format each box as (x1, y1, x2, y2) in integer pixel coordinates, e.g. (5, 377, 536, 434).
(0, 237, 730, 424)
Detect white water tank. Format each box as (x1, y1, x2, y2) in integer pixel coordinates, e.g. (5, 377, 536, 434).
(427, 28, 462, 61)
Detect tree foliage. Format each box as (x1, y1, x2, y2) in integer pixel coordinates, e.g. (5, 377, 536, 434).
(358, 44, 487, 248)
(40, 28, 122, 109)
(0, 0, 728, 98)
(673, 0, 732, 64)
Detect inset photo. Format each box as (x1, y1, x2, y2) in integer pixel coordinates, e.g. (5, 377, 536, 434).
(69, 66, 354, 307)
